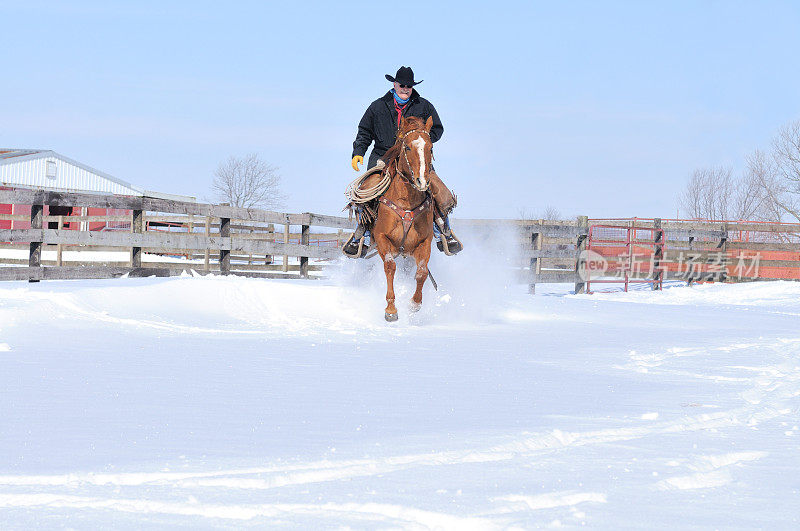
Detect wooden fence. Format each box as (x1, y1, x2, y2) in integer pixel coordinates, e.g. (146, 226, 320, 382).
(2, 188, 800, 292)
(0, 188, 355, 282)
(516, 217, 800, 293)
(455, 217, 590, 293)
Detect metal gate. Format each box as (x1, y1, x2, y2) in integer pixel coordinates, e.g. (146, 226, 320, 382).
(585, 223, 664, 293)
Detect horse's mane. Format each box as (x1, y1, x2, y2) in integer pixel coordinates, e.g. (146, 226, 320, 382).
(382, 116, 427, 165)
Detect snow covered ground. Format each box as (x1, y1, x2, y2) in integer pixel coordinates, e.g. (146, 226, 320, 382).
(1, 236, 799, 528)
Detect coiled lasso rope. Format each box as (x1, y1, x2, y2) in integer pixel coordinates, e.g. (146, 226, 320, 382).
(344, 160, 391, 203)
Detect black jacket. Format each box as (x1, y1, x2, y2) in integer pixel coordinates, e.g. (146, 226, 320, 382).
(352, 90, 444, 159)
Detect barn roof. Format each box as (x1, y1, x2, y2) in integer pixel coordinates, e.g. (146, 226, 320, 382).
(0, 149, 47, 160)
(0, 149, 194, 201)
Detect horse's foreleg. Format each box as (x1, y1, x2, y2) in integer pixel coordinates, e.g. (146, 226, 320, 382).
(410, 239, 432, 312)
(383, 255, 398, 322)
(410, 262, 428, 312)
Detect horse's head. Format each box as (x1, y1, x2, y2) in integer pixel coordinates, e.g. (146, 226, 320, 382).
(397, 116, 434, 192)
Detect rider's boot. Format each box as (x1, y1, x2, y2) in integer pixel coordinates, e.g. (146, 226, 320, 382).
(434, 214, 463, 255)
(427, 170, 462, 255)
(342, 224, 370, 258)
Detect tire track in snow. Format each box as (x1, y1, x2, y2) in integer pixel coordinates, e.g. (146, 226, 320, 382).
(654, 451, 768, 491)
(0, 493, 497, 529)
(0, 403, 783, 492)
(484, 491, 607, 515)
(617, 336, 799, 493)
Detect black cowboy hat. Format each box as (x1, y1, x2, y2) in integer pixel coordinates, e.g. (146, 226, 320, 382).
(385, 66, 423, 86)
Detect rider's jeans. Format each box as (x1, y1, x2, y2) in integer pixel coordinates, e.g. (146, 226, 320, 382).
(433, 215, 451, 240)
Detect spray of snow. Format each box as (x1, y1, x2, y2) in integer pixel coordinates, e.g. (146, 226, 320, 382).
(331, 220, 524, 327)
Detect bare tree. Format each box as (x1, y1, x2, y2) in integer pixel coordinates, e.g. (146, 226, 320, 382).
(765, 120, 800, 220)
(518, 205, 563, 221)
(742, 149, 782, 221)
(680, 166, 734, 220)
(680, 162, 783, 221)
(212, 153, 286, 209)
(679, 119, 800, 224)
(542, 205, 562, 221)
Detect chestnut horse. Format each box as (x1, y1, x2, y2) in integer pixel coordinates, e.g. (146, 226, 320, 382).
(373, 116, 436, 321)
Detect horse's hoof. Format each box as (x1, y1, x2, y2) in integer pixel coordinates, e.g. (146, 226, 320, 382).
(384, 311, 399, 322)
(409, 302, 421, 313)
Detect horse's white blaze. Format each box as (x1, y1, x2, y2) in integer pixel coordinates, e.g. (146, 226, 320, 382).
(411, 137, 427, 188)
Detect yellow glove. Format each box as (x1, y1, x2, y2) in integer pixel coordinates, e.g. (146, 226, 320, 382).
(351, 155, 363, 172)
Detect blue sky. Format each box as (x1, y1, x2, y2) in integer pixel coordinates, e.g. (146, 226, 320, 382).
(3, 0, 800, 219)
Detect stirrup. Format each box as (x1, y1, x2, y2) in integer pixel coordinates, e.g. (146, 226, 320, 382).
(342, 234, 369, 258)
(436, 234, 463, 255)
(434, 216, 462, 256)
(435, 225, 463, 256)
(342, 225, 370, 259)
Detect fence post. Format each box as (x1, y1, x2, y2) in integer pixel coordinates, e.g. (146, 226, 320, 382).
(248, 226, 254, 266)
(28, 203, 43, 283)
(186, 214, 193, 261)
(204, 216, 211, 272)
(300, 223, 310, 278)
(574, 215, 589, 294)
(219, 216, 231, 275)
(283, 222, 290, 272)
(652, 218, 663, 290)
(130, 209, 143, 268)
(686, 232, 695, 286)
(266, 223, 274, 265)
(529, 219, 543, 294)
(717, 222, 728, 283)
(56, 215, 64, 267)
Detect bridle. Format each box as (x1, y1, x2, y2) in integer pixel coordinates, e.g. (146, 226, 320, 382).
(396, 128, 432, 192)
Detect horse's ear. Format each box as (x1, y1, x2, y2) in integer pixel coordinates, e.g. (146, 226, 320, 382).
(425, 116, 433, 132)
(398, 116, 407, 133)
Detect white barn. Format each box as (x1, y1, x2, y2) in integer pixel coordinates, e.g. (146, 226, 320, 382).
(0, 149, 193, 230)
(0, 149, 190, 199)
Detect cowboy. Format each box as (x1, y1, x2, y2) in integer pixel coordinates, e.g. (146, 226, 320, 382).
(344, 66, 462, 258)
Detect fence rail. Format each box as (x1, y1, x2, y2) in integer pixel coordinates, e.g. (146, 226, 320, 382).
(3, 188, 800, 291)
(0, 189, 356, 282)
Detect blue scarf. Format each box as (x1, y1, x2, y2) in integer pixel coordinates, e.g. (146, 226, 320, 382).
(392, 89, 410, 105)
